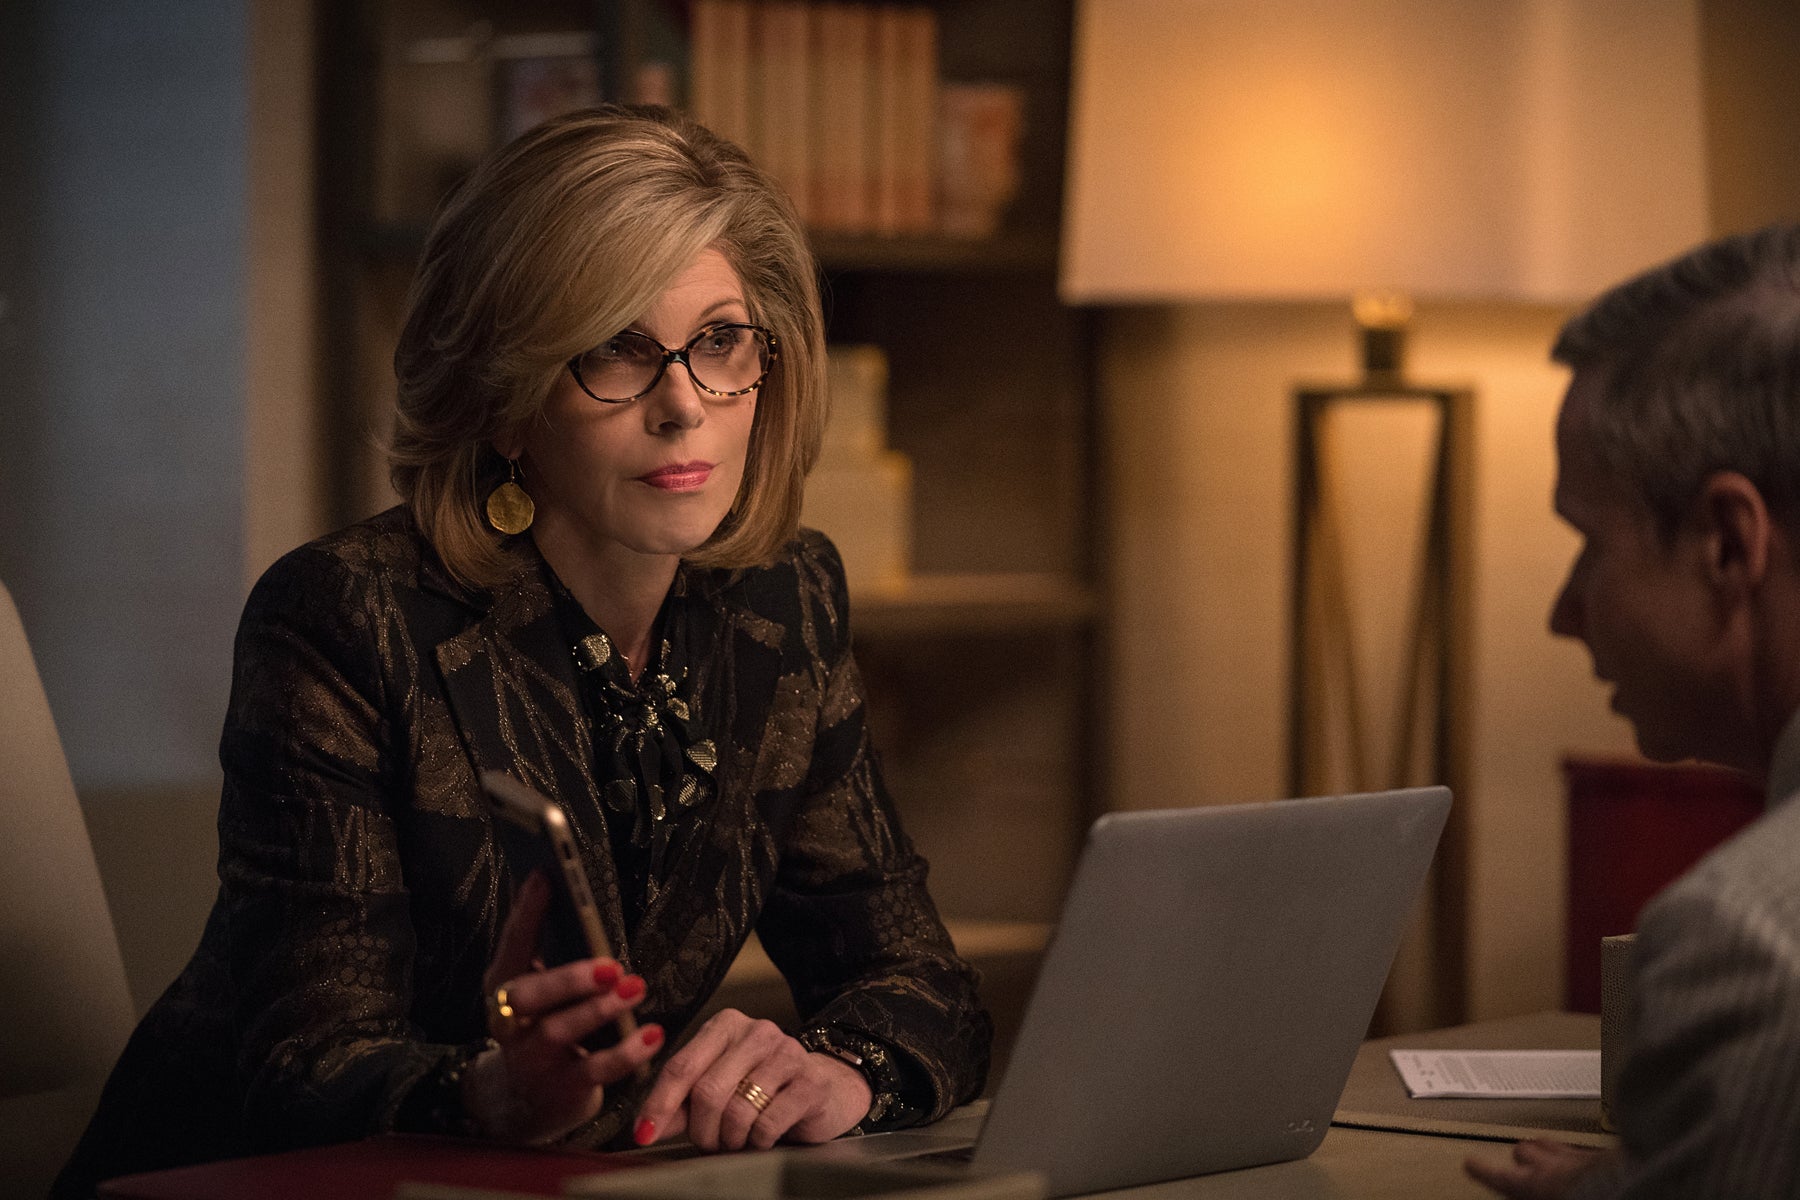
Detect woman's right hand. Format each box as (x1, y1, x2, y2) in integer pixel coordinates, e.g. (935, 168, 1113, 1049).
(461, 872, 665, 1143)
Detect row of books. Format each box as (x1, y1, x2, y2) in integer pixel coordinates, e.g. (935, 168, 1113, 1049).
(690, 1, 1020, 239)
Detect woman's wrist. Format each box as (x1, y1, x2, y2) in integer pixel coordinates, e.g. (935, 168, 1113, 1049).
(806, 1048, 875, 1132)
(396, 1039, 497, 1138)
(460, 1041, 580, 1145)
(460, 1043, 513, 1139)
(797, 1027, 899, 1134)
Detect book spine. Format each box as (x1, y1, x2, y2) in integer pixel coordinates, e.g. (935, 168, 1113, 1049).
(841, 4, 873, 233)
(871, 5, 906, 235)
(744, 1, 773, 166)
(900, 6, 939, 234)
(753, 2, 813, 222)
(693, 1, 756, 152)
(690, 0, 721, 129)
(722, 2, 754, 151)
(784, 2, 814, 223)
(811, 5, 850, 231)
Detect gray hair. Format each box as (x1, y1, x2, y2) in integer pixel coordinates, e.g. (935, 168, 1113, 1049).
(1553, 223, 1800, 539)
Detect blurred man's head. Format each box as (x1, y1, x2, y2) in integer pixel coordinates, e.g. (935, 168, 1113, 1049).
(1549, 225, 1800, 774)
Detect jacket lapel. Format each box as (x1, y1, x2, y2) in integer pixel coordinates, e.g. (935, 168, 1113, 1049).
(429, 552, 634, 965)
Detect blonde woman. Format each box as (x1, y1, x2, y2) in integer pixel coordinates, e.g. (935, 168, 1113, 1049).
(57, 106, 989, 1197)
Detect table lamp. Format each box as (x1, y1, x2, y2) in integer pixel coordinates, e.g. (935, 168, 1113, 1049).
(1061, 0, 1708, 1021)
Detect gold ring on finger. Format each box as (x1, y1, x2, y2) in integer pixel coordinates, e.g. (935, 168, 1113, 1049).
(734, 1077, 773, 1113)
(486, 984, 530, 1040)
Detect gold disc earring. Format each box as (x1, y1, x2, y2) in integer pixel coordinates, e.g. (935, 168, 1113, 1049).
(485, 458, 535, 535)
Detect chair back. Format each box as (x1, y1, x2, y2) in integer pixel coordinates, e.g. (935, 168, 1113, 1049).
(0, 579, 136, 1192)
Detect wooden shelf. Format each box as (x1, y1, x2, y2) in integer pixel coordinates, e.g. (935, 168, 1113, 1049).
(812, 229, 1059, 275)
(357, 221, 1060, 276)
(853, 573, 1098, 637)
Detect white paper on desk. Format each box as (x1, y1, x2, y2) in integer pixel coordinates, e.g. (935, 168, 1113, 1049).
(1389, 1049, 1602, 1099)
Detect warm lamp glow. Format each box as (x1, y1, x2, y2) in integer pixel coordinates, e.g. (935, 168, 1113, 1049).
(1061, 0, 1710, 304)
(1352, 292, 1415, 331)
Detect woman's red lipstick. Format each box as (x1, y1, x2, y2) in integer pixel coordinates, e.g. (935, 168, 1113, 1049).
(638, 461, 714, 491)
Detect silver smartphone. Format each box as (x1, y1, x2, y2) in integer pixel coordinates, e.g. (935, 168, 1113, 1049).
(481, 770, 641, 1053)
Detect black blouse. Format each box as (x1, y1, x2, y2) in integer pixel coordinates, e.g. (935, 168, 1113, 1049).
(550, 568, 708, 936)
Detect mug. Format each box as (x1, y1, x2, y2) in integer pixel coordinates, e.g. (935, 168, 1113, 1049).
(1599, 933, 1636, 1132)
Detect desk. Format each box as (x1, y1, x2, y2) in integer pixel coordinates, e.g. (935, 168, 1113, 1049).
(1336, 1010, 1612, 1148)
(99, 1015, 1604, 1200)
(1050, 1126, 1498, 1198)
(1198, 1012, 1612, 1198)
(795, 1109, 1501, 1197)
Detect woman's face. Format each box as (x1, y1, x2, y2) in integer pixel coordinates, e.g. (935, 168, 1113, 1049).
(513, 247, 760, 565)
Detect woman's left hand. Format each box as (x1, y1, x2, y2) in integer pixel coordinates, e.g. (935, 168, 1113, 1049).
(631, 1009, 872, 1151)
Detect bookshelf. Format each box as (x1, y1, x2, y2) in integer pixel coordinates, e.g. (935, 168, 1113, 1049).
(314, 0, 1101, 933)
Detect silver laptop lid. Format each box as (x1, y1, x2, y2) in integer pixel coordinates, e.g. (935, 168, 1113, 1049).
(973, 787, 1451, 1196)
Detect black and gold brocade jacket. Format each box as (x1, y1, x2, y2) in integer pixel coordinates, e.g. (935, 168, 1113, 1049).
(56, 508, 989, 1193)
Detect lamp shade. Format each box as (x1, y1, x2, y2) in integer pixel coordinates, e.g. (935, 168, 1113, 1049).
(1060, 0, 1709, 304)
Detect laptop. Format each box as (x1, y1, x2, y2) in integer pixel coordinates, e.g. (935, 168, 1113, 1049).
(829, 786, 1451, 1196)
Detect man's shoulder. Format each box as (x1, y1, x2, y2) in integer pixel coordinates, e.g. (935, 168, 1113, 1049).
(1639, 799, 1800, 966)
(1673, 797, 1800, 910)
(1617, 798, 1800, 1198)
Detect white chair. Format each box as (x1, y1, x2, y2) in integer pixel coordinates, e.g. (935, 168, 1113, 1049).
(0, 579, 136, 1197)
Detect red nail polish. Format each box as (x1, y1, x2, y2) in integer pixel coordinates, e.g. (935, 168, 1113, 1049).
(641, 1025, 664, 1047)
(634, 1118, 656, 1146)
(617, 975, 646, 1000)
(593, 961, 621, 989)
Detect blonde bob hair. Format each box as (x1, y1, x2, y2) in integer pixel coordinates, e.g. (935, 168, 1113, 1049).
(389, 105, 827, 587)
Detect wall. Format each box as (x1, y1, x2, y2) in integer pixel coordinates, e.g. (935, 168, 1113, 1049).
(1, 0, 321, 1017)
(247, 0, 323, 579)
(3, 2, 247, 794)
(1700, 0, 1800, 233)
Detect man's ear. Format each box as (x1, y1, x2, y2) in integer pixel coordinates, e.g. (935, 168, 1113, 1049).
(1695, 471, 1771, 591)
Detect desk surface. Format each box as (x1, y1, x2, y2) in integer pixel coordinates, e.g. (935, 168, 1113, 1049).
(98, 1014, 1604, 1200)
(1073, 1125, 1499, 1198)
(1062, 1030, 1615, 1199)
(799, 1105, 1503, 1198)
(1335, 1010, 1613, 1148)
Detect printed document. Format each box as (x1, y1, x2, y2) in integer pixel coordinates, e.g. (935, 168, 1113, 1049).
(1389, 1049, 1601, 1099)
